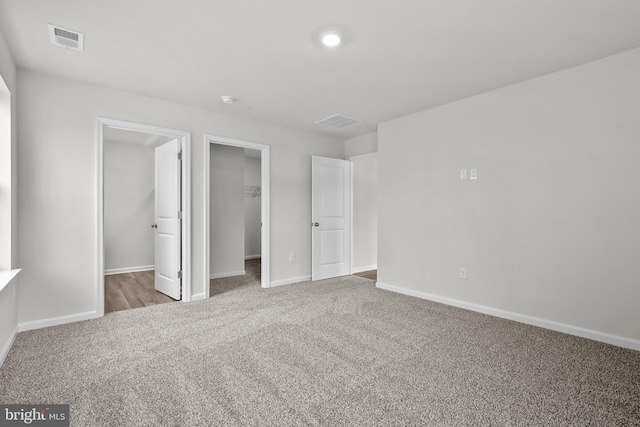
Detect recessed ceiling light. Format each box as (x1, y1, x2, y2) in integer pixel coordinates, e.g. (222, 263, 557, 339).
(321, 32, 342, 47)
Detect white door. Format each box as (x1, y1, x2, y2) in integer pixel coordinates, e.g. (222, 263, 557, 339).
(312, 156, 351, 280)
(154, 139, 182, 300)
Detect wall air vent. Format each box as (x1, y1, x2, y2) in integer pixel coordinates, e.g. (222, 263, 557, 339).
(315, 114, 361, 129)
(48, 24, 84, 51)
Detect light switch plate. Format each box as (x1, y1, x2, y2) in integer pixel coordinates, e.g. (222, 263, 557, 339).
(460, 169, 468, 180)
(470, 169, 478, 180)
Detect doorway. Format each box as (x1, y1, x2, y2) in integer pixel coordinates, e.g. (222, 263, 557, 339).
(103, 128, 173, 312)
(348, 152, 378, 282)
(204, 135, 270, 297)
(97, 118, 191, 317)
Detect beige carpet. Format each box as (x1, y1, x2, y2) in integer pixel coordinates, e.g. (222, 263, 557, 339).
(210, 258, 262, 297)
(1, 269, 639, 426)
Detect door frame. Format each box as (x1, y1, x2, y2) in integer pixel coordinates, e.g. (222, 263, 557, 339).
(205, 134, 270, 295)
(97, 118, 192, 317)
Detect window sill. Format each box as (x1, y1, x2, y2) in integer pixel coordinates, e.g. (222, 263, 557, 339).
(0, 269, 20, 293)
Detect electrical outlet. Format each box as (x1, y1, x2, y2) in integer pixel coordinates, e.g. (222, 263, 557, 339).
(470, 168, 478, 180)
(289, 252, 295, 263)
(459, 267, 467, 280)
(460, 169, 468, 180)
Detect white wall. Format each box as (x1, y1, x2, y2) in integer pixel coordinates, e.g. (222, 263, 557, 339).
(244, 155, 261, 258)
(104, 134, 168, 271)
(378, 47, 640, 344)
(0, 28, 18, 364)
(210, 144, 245, 277)
(350, 153, 378, 271)
(345, 131, 377, 158)
(17, 69, 344, 325)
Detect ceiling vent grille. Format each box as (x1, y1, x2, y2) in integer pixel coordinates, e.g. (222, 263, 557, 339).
(48, 24, 84, 51)
(315, 114, 361, 129)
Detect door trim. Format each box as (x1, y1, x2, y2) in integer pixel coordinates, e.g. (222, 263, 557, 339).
(205, 134, 270, 296)
(97, 118, 192, 317)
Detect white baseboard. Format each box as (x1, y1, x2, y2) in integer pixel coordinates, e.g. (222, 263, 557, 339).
(0, 325, 18, 368)
(210, 270, 246, 280)
(245, 255, 261, 260)
(191, 293, 206, 302)
(18, 311, 100, 333)
(269, 275, 311, 288)
(105, 265, 154, 275)
(352, 264, 377, 274)
(376, 282, 640, 352)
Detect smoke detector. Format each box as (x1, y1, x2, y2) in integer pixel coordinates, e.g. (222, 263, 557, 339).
(221, 96, 235, 104)
(48, 24, 84, 51)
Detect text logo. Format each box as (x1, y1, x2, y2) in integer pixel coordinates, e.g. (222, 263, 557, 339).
(0, 405, 69, 426)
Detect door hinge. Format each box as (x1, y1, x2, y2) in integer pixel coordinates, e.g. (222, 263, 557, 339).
(178, 270, 183, 280)
(178, 211, 182, 219)
(178, 152, 182, 160)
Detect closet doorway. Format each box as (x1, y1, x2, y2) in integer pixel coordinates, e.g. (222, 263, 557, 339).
(205, 135, 270, 297)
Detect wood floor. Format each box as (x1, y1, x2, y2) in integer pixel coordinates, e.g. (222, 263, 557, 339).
(104, 270, 176, 313)
(354, 269, 377, 281)
(106, 264, 375, 313)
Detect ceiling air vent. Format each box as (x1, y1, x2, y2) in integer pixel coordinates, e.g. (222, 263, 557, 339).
(315, 114, 361, 129)
(48, 24, 84, 51)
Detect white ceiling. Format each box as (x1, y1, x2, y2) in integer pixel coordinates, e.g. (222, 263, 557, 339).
(1, 0, 640, 139)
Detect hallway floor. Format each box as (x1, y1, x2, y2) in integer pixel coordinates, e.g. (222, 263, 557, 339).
(104, 270, 176, 313)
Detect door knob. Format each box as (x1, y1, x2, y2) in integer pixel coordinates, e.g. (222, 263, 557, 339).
(313, 223, 319, 227)
(151, 223, 157, 228)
